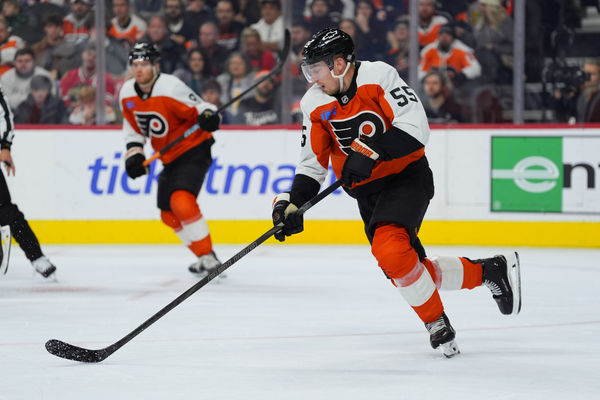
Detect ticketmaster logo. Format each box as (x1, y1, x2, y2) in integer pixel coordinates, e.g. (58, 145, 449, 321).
(491, 137, 563, 212)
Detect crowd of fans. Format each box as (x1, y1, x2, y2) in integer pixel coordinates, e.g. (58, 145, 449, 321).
(0, 0, 598, 126)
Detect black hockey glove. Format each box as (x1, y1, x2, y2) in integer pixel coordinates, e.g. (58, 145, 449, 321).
(341, 138, 380, 186)
(125, 151, 148, 179)
(272, 193, 303, 242)
(197, 109, 220, 132)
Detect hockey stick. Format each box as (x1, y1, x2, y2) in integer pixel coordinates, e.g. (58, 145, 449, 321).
(45, 179, 344, 363)
(142, 29, 292, 167)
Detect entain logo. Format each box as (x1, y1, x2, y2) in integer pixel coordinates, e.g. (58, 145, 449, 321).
(492, 156, 560, 193)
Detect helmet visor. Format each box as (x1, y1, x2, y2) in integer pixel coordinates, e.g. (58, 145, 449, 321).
(301, 61, 331, 83)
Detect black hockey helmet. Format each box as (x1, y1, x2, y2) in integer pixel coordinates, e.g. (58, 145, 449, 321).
(128, 42, 161, 65)
(301, 28, 355, 68)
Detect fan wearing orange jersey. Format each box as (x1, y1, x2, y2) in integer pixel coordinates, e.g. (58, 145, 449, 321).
(271, 28, 522, 358)
(119, 42, 222, 276)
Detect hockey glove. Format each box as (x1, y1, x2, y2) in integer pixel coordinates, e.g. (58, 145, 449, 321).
(341, 138, 380, 186)
(272, 193, 303, 242)
(125, 151, 148, 179)
(197, 109, 221, 132)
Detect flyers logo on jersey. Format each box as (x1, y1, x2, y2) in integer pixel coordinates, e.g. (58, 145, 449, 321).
(134, 112, 169, 138)
(329, 111, 385, 155)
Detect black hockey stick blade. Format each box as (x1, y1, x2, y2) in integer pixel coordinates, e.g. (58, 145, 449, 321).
(45, 180, 343, 363)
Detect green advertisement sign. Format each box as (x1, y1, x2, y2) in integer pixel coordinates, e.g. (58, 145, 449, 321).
(491, 137, 563, 212)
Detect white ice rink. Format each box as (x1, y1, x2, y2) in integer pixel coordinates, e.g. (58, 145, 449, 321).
(1, 243, 599, 399)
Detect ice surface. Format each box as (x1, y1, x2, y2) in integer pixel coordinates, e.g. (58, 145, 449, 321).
(1, 244, 599, 399)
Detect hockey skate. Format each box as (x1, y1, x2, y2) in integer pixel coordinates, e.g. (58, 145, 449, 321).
(188, 251, 224, 278)
(477, 252, 522, 315)
(425, 312, 460, 358)
(31, 256, 57, 279)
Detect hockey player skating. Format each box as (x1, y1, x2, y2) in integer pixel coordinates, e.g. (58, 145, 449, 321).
(271, 28, 521, 357)
(0, 85, 57, 279)
(119, 42, 222, 276)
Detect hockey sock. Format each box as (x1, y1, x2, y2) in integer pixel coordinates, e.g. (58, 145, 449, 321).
(422, 257, 483, 290)
(0, 204, 43, 262)
(169, 190, 212, 257)
(371, 223, 443, 323)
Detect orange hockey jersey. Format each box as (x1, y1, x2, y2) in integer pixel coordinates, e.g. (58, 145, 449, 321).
(298, 61, 430, 194)
(119, 73, 216, 164)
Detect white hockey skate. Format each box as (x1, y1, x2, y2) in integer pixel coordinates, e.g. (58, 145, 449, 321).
(425, 312, 460, 358)
(188, 251, 224, 278)
(31, 255, 57, 279)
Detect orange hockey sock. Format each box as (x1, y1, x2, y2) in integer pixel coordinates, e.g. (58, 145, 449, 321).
(168, 190, 213, 257)
(371, 224, 444, 323)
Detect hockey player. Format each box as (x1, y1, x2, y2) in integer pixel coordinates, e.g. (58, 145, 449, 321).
(271, 28, 521, 357)
(120, 42, 222, 275)
(0, 85, 57, 279)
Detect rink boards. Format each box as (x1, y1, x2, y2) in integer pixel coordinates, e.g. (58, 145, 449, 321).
(9, 125, 600, 247)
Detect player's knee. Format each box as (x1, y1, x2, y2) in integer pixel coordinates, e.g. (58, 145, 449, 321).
(371, 224, 419, 279)
(169, 190, 200, 221)
(160, 210, 181, 229)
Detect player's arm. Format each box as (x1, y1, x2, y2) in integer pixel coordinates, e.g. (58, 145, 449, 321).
(171, 77, 220, 132)
(342, 64, 428, 185)
(119, 94, 148, 180)
(272, 103, 330, 241)
(0, 87, 15, 175)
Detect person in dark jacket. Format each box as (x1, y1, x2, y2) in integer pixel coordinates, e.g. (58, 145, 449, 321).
(14, 75, 69, 124)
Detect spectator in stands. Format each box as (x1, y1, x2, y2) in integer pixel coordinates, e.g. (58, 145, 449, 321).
(419, 24, 481, 87)
(0, 19, 25, 77)
(109, 0, 147, 49)
(0, 48, 52, 110)
(232, 69, 279, 125)
(60, 41, 117, 108)
(68, 85, 118, 125)
(301, 0, 355, 23)
(307, 0, 336, 35)
(385, 18, 410, 80)
(63, 0, 92, 44)
(2, 0, 35, 45)
(31, 14, 79, 80)
(216, 52, 255, 116)
(215, 0, 244, 51)
(578, 59, 600, 122)
(184, 0, 216, 41)
(86, 18, 130, 79)
(14, 75, 69, 124)
(251, 0, 285, 52)
(418, 0, 449, 47)
(338, 19, 373, 61)
(197, 20, 230, 77)
(421, 70, 463, 123)
(140, 15, 186, 74)
(199, 78, 232, 124)
(240, 27, 276, 72)
(133, 0, 164, 21)
(354, 0, 386, 58)
(165, 0, 198, 47)
(473, 0, 514, 84)
(233, 0, 261, 26)
(173, 48, 210, 95)
(291, 20, 312, 64)
(554, 59, 600, 123)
